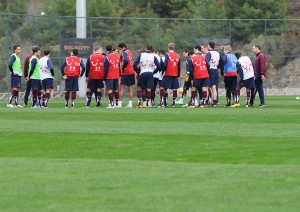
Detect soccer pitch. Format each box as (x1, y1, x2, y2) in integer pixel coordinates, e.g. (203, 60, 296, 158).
(0, 96, 300, 211)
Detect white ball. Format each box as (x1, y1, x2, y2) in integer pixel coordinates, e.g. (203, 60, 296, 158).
(40, 12, 45, 16)
(296, 97, 299, 100)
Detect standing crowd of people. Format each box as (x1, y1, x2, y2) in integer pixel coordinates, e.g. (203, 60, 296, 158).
(6, 41, 267, 109)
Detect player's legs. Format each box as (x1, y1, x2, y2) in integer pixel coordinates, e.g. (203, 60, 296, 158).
(23, 79, 32, 107)
(246, 88, 251, 107)
(119, 84, 125, 107)
(85, 87, 92, 107)
(256, 78, 265, 106)
(107, 89, 114, 107)
(125, 85, 133, 108)
(136, 86, 142, 107)
(8, 76, 21, 107)
(96, 88, 102, 107)
(64, 90, 70, 107)
(200, 87, 208, 107)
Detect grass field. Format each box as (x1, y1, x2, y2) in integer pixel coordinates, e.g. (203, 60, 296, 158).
(0, 96, 300, 212)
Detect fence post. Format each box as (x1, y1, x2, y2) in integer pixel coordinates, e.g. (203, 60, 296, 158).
(32, 15, 35, 44)
(264, 20, 267, 50)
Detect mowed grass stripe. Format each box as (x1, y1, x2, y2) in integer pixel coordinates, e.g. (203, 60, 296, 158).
(1, 158, 300, 212)
(1, 132, 299, 164)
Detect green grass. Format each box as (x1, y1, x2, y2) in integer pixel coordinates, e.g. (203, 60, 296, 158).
(0, 96, 300, 211)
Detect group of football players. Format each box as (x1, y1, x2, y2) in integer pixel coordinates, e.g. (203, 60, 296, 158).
(6, 41, 267, 108)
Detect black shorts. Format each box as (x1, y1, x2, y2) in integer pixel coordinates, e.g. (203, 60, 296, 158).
(161, 76, 179, 89)
(11, 75, 21, 89)
(87, 79, 104, 90)
(42, 78, 54, 90)
(137, 72, 154, 89)
(65, 76, 79, 91)
(31, 79, 41, 91)
(193, 78, 210, 89)
(120, 74, 135, 86)
(106, 79, 119, 90)
(224, 76, 237, 94)
(209, 69, 219, 86)
(239, 77, 255, 89)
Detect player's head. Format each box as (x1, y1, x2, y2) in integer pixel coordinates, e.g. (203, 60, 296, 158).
(224, 45, 232, 54)
(13, 45, 21, 54)
(137, 49, 144, 55)
(252, 45, 261, 54)
(94, 46, 103, 54)
(202, 44, 209, 54)
(194, 45, 201, 54)
(44, 49, 51, 56)
(117, 43, 127, 51)
(235, 51, 241, 59)
(188, 51, 194, 57)
(112, 47, 119, 54)
(106, 45, 113, 52)
(146, 45, 153, 51)
(208, 42, 215, 50)
(183, 49, 189, 58)
(168, 43, 175, 51)
(72, 49, 78, 56)
(32, 46, 41, 56)
(158, 49, 165, 57)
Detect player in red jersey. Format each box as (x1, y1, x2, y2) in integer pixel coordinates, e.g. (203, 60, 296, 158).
(118, 43, 135, 108)
(60, 49, 86, 108)
(85, 46, 105, 108)
(159, 43, 181, 108)
(187, 53, 210, 108)
(104, 45, 120, 108)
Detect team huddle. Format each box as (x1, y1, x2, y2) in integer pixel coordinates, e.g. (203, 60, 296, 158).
(6, 42, 267, 109)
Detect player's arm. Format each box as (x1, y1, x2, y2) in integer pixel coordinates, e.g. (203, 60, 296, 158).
(188, 58, 194, 80)
(236, 61, 243, 80)
(162, 53, 169, 73)
(85, 57, 90, 78)
(103, 57, 109, 80)
(47, 59, 54, 77)
(8, 55, 16, 74)
(153, 56, 161, 74)
(133, 55, 141, 75)
(122, 51, 128, 71)
(259, 54, 267, 78)
(23, 57, 30, 78)
(60, 59, 66, 76)
(177, 57, 181, 77)
(28, 58, 37, 78)
(80, 59, 86, 77)
(205, 52, 211, 67)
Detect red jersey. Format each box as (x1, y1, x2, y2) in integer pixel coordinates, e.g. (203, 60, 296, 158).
(165, 51, 180, 77)
(121, 49, 134, 75)
(191, 55, 209, 79)
(106, 53, 120, 80)
(65, 56, 81, 77)
(89, 53, 105, 79)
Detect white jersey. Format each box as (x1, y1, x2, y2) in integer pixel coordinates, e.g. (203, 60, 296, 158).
(140, 52, 155, 75)
(39, 56, 54, 80)
(208, 50, 220, 69)
(153, 53, 162, 80)
(238, 56, 254, 80)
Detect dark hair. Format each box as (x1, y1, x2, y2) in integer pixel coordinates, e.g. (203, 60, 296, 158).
(106, 45, 112, 51)
(13, 45, 20, 51)
(194, 45, 201, 51)
(235, 51, 241, 59)
(208, 42, 215, 49)
(44, 49, 51, 56)
(72, 49, 78, 56)
(146, 45, 153, 51)
(188, 51, 194, 56)
(254, 44, 261, 50)
(118, 43, 126, 48)
(32, 46, 40, 53)
(158, 50, 165, 55)
(183, 49, 189, 53)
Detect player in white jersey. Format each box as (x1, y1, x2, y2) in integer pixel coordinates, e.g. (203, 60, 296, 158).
(205, 42, 220, 107)
(133, 45, 161, 108)
(39, 50, 54, 108)
(151, 48, 162, 107)
(232, 51, 255, 107)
